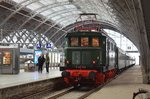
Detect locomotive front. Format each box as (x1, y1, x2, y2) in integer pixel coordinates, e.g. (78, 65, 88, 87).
(60, 31, 107, 86)
(60, 13, 117, 86)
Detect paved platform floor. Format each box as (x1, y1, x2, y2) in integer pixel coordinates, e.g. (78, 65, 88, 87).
(0, 67, 61, 89)
(87, 65, 150, 99)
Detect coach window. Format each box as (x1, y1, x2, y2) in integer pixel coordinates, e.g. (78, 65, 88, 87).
(81, 37, 89, 47)
(70, 37, 78, 47)
(92, 37, 99, 47)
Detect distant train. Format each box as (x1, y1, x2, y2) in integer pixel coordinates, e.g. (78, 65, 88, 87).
(60, 13, 135, 86)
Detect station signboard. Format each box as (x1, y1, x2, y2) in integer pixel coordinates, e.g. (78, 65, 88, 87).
(46, 43, 51, 48)
(36, 43, 41, 49)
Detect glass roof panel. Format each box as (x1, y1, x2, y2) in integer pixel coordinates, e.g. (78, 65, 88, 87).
(40, 10, 53, 16)
(11, 0, 126, 30)
(59, 17, 76, 26)
(61, 13, 71, 17)
(20, 1, 31, 6)
(39, 0, 56, 5)
(26, 2, 43, 10)
(56, 0, 68, 2)
(54, 11, 80, 20)
(51, 6, 65, 11)
(51, 15, 62, 21)
(60, 20, 75, 27)
(12, 0, 81, 27)
(12, 0, 25, 3)
(64, 5, 76, 9)
(72, 10, 82, 14)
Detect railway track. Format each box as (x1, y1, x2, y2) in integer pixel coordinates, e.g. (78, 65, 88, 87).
(47, 87, 75, 99)
(47, 76, 118, 99)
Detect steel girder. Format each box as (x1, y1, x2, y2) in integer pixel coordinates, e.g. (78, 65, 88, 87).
(0, 2, 65, 32)
(0, 0, 140, 48)
(18, 1, 71, 30)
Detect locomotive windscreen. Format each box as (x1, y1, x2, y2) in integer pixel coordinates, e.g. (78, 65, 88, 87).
(70, 37, 100, 47)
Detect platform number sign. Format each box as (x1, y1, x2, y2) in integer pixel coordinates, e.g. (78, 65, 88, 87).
(36, 43, 41, 49)
(46, 43, 51, 48)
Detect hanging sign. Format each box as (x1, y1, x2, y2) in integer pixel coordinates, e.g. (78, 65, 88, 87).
(36, 43, 41, 49)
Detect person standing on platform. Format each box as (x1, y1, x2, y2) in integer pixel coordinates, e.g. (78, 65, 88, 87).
(38, 54, 45, 73)
(45, 53, 50, 73)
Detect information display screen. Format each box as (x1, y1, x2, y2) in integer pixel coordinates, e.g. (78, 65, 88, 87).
(3, 51, 11, 65)
(34, 50, 42, 64)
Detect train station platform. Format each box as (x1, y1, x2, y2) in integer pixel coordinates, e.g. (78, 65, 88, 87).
(0, 67, 61, 89)
(0, 67, 63, 98)
(87, 65, 150, 99)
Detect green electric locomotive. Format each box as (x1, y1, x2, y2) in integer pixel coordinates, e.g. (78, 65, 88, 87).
(60, 13, 135, 86)
(60, 30, 117, 85)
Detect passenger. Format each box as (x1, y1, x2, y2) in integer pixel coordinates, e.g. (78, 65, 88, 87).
(38, 54, 45, 73)
(45, 53, 50, 73)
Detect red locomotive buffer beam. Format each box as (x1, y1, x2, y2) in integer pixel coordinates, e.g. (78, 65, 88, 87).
(62, 70, 106, 85)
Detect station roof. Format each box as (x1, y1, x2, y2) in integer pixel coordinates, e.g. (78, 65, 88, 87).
(0, 0, 140, 49)
(0, 0, 150, 82)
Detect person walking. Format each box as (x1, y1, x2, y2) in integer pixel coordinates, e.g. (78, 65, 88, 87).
(38, 54, 45, 73)
(45, 53, 50, 73)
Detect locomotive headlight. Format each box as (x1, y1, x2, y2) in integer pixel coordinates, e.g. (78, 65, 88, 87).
(65, 59, 70, 64)
(92, 60, 96, 64)
(66, 60, 69, 64)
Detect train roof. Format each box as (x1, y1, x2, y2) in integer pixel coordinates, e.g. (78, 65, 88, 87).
(79, 13, 98, 15)
(66, 31, 102, 35)
(66, 31, 116, 44)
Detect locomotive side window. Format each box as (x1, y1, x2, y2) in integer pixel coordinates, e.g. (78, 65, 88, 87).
(81, 37, 89, 47)
(64, 38, 68, 47)
(92, 37, 99, 47)
(70, 37, 78, 47)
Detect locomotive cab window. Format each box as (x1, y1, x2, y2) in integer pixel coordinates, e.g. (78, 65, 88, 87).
(70, 37, 79, 47)
(64, 38, 68, 47)
(92, 37, 99, 47)
(81, 37, 89, 47)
